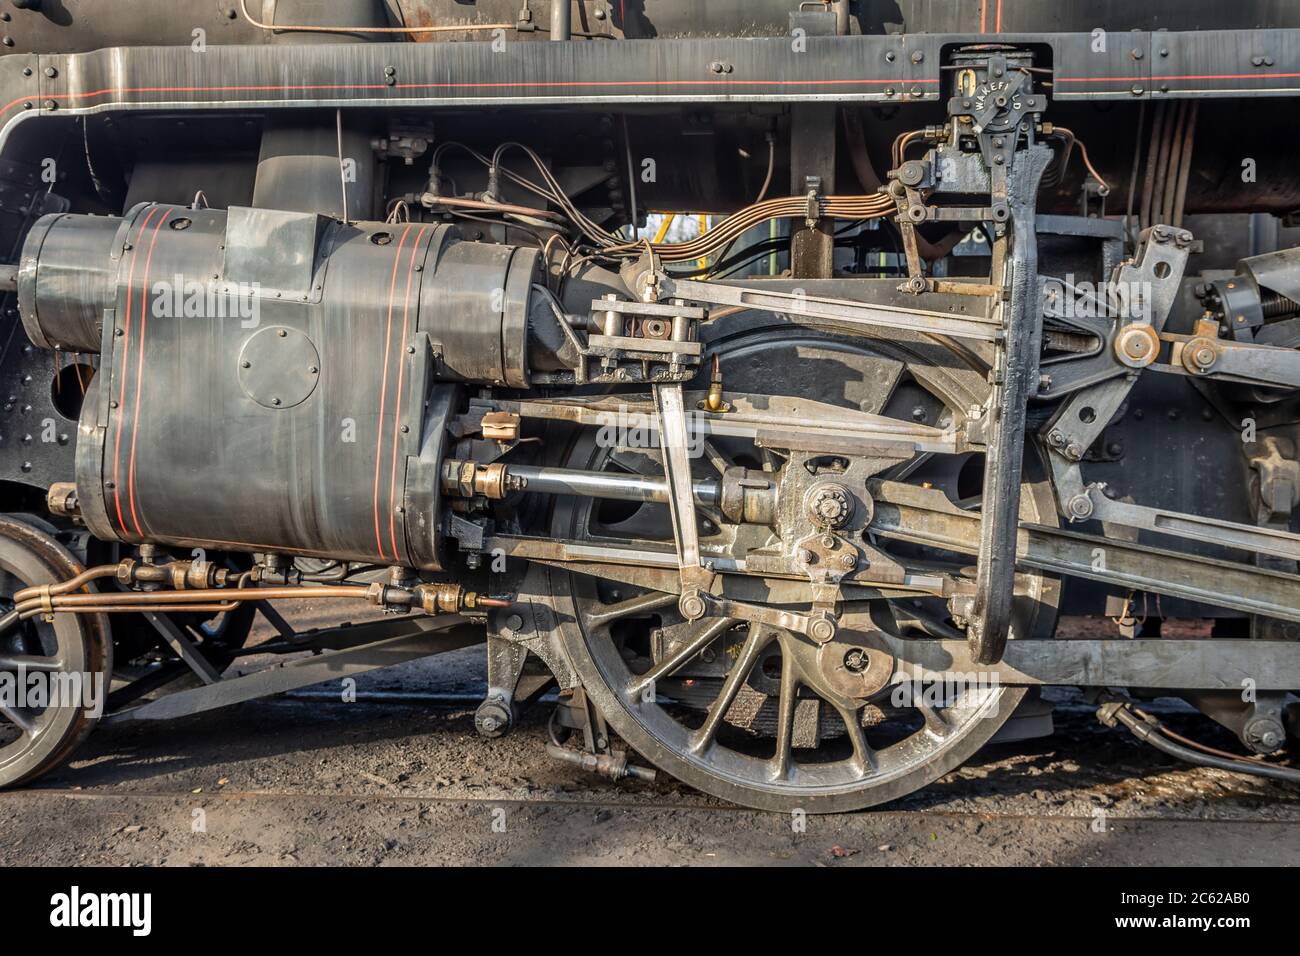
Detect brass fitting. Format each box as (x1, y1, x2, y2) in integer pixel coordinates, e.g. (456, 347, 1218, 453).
(46, 482, 80, 518)
(441, 460, 522, 500)
(481, 411, 521, 442)
(169, 559, 225, 591)
(416, 582, 480, 614)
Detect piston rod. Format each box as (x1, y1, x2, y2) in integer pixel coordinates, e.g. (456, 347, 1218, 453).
(507, 465, 720, 507)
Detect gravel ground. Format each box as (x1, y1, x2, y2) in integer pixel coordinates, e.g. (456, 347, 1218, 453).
(1, 606, 1297, 866)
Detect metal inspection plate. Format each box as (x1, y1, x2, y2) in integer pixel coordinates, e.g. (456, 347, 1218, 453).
(237, 326, 321, 410)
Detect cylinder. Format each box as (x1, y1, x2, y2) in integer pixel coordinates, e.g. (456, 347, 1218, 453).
(17, 212, 122, 352)
(17, 203, 541, 568)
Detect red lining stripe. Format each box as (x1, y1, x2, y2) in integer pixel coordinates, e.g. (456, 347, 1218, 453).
(1057, 72, 1300, 83)
(111, 205, 161, 535)
(387, 225, 430, 561)
(126, 208, 170, 539)
(372, 225, 415, 562)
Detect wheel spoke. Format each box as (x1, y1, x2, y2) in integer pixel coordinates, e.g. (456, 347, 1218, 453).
(627, 617, 736, 698)
(0, 654, 64, 673)
(833, 703, 877, 776)
(769, 649, 799, 780)
(689, 623, 772, 754)
(0, 701, 36, 735)
(916, 700, 951, 738)
(585, 590, 678, 630)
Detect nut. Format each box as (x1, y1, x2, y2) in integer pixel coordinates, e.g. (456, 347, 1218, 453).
(678, 591, 707, 621)
(808, 484, 855, 529)
(1114, 323, 1160, 369)
(808, 617, 837, 644)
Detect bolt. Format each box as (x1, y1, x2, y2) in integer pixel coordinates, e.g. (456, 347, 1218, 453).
(678, 592, 706, 620)
(808, 618, 836, 644)
(504, 613, 525, 631)
(839, 553, 857, 571)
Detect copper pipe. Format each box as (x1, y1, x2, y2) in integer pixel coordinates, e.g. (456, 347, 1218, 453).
(606, 195, 893, 262)
(14, 585, 375, 619)
(1159, 101, 1189, 224)
(1171, 101, 1199, 229)
(20, 603, 240, 621)
(41, 586, 371, 608)
(1149, 101, 1176, 226)
(1140, 101, 1167, 231)
(1050, 127, 1110, 195)
(419, 194, 568, 222)
(13, 564, 118, 603)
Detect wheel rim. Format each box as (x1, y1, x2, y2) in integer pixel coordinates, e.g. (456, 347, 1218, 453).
(549, 325, 1058, 811)
(0, 517, 106, 787)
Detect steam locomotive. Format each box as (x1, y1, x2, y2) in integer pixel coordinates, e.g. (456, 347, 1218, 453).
(1, 0, 1298, 811)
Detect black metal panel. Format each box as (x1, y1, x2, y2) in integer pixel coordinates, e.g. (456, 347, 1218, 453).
(0, 28, 1290, 154)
